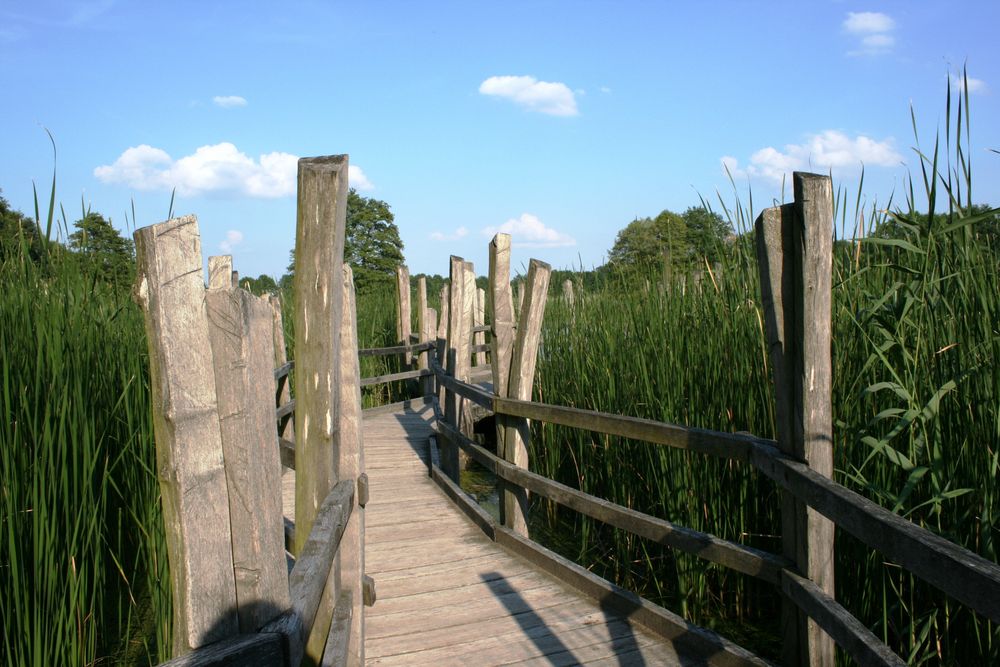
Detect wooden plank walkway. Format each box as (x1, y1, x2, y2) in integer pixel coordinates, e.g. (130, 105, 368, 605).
(360, 400, 687, 666)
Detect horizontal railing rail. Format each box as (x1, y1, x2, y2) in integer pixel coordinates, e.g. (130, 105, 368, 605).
(427, 353, 1000, 667)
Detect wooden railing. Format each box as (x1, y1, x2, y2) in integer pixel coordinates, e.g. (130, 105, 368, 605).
(135, 156, 367, 666)
(387, 172, 1000, 667)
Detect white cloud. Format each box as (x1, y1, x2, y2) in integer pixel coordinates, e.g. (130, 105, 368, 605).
(482, 213, 575, 248)
(348, 165, 374, 191)
(220, 229, 244, 253)
(843, 11, 895, 55)
(843, 11, 895, 34)
(95, 143, 375, 197)
(429, 226, 469, 242)
(479, 75, 579, 116)
(720, 131, 903, 184)
(213, 95, 248, 108)
(951, 74, 988, 95)
(599, 86, 612, 94)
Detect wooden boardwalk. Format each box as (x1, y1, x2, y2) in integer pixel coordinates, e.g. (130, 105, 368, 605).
(360, 400, 687, 666)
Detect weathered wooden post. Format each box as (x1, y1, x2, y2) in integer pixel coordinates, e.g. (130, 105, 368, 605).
(474, 287, 487, 367)
(134, 217, 239, 654)
(268, 294, 294, 441)
(461, 261, 477, 433)
(293, 155, 349, 557)
(436, 283, 450, 408)
(488, 234, 515, 397)
(395, 265, 412, 365)
(755, 172, 835, 667)
(501, 258, 550, 537)
(443, 256, 473, 480)
(205, 273, 290, 633)
(514, 281, 524, 321)
(208, 254, 232, 290)
(416, 276, 434, 396)
(562, 279, 574, 306)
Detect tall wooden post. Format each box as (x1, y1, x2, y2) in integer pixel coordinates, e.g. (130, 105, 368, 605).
(206, 282, 290, 633)
(416, 276, 433, 395)
(474, 287, 487, 366)
(133, 216, 238, 653)
(488, 234, 515, 398)
(755, 172, 835, 667)
(338, 264, 366, 665)
(293, 155, 349, 557)
(501, 259, 551, 537)
(208, 255, 232, 290)
(395, 265, 412, 365)
(461, 261, 477, 434)
(269, 294, 294, 441)
(444, 256, 471, 480)
(436, 284, 450, 408)
(562, 279, 575, 306)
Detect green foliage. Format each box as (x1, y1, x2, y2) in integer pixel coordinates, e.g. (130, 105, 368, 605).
(0, 233, 169, 665)
(240, 273, 278, 296)
(345, 189, 404, 294)
(607, 210, 687, 277)
(68, 212, 135, 286)
(0, 190, 43, 263)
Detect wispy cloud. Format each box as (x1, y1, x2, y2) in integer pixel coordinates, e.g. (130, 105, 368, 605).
(843, 11, 896, 56)
(482, 213, 575, 248)
(213, 95, 247, 108)
(950, 74, 988, 95)
(220, 229, 244, 253)
(479, 75, 579, 116)
(429, 226, 468, 242)
(721, 130, 903, 184)
(95, 143, 374, 197)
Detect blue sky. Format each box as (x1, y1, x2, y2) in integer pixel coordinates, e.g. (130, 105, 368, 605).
(2, 1, 998, 279)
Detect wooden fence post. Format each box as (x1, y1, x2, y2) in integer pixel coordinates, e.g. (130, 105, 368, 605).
(443, 256, 471, 480)
(755, 171, 835, 667)
(133, 216, 238, 654)
(269, 294, 294, 441)
(562, 279, 574, 306)
(208, 255, 232, 290)
(205, 283, 290, 633)
(293, 155, 349, 557)
(501, 258, 551, 537)
(474, 287, 487, 367)
(461, 261, 477, 434)
(436, 283, 450, 408)
(488, 234, 515, 398)
(417, 276, 434, 396)
(395, 265, 412, 365)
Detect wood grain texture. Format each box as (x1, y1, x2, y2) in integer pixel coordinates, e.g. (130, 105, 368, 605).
(394, 265, 411, 365)
(502, 258, 551, 537)
(205, 286, 290, 633)
(207, 255, 233, 290)
(133, 216, 238, 654)
(474, 287, 487, 366)
(293, 155, 349, 557)
(269, 294, 294, 442)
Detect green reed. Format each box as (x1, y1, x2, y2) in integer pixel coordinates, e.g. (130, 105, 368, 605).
(0, 246, 170, 664)
(527, 79, 998, 663)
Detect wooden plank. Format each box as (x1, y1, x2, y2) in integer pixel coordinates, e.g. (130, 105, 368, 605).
(562, 278, 574, 306)
(333, 264, 365, 665)
(443, 256, 467, 480)
(207, 255, 232, 290)
(489, 234, 514, 396)
(416, 276, 433, 395)
(133, 216, 238, 653)
(263, 479, 354, 667)
(474, 286, 487, 366)
(493, 397, 754, 462)
(502, 258, 550, 537)
(494, 527, 769, 667)
(460, 260, 478, 437)
(358, 341, 435, 357)
(755, 172, 836, 667)
(749, 440, 1000, 624)
(360, 368, 432, 387)
(320, 592, 353, 667)
(395, 265, 412, 365)
(205, 286, 290, 632)
(293, 154, 349, 557)
(781, 570, 905, 667)
(430, 359, 493, 408)
(157, 632, 284, 666)
(436, 418, 787, 583)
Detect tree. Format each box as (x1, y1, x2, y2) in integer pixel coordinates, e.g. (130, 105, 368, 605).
(283, 189, 405, 294)
(241, 274, 278, 296)
(681, 206, 731, 265)
(68, 212, 135, 285)
(607, 210, 687, 277)
(0, 191, 42, 263)
(344, 189, 404, 293)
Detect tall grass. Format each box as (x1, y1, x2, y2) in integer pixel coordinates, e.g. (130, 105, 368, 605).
(0, 246, 170, 664)
(527, 79, 998, 663)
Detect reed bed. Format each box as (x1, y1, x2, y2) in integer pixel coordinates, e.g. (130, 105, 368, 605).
(0, 251, 170, 665)
(528, 87, 998, 663)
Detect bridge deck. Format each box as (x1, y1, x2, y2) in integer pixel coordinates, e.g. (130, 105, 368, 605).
(360, 400, 686, 666)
